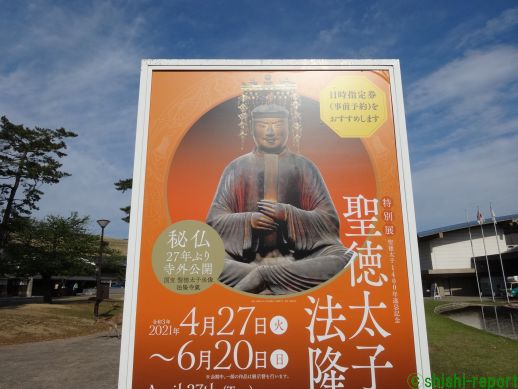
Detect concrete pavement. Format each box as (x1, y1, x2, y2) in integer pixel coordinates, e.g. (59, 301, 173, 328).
(0, 332, 120, 389)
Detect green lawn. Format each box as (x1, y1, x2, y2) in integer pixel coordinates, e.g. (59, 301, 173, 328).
(425, 300, 518, 376)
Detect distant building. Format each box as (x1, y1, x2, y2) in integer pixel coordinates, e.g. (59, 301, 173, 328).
(0, 237, 128, 298)
(418, 214, 518, 297)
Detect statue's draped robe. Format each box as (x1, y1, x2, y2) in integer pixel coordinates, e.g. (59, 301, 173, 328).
(207, 149, 352, 294)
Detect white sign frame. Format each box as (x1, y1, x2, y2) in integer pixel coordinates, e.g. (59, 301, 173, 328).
(118, 59, 431, 388)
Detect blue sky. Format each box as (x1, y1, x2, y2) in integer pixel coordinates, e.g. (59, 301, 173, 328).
(1, 0, 517, 238)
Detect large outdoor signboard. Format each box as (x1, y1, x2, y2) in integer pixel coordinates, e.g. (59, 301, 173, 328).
(119, 60, 430, 389)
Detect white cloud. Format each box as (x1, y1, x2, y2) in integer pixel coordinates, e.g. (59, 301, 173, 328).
(0, 2, 143, 133)
(0, 2, 146, 237)
(413, 134, 518, 231)
(2, 1, 517, 238)
(34, 147, 131, 237)
(407, 43, 518, 230)
(456, 7, 518, 49)
(312, 4, 399, 58)
(406, 45, 518, 156)
(407, 45, 518, 114)
(317, 20, 352, 45)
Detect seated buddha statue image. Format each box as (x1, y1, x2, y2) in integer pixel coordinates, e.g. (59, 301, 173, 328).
(206, 100, 352, 295)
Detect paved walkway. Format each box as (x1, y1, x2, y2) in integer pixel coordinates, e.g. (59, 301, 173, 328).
(0, 332, 120, 389)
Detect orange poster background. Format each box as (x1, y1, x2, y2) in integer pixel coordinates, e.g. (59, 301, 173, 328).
(131, 70, 418, 388)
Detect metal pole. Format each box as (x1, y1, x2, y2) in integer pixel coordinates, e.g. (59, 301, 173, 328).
(473, 258, 483, 301)
(490, 203, 510, 304)
(466, 210, 482, 303)
(479, 214, 495, 303)
(94, 225, 105, 318)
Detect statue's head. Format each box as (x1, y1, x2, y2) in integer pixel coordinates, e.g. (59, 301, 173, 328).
(251, 104, 289, 153)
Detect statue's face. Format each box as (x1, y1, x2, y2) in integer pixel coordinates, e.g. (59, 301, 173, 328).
(252, 117, 289, 153)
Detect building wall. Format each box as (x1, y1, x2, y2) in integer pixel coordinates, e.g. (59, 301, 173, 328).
(418, 240, 432, 270)
(419, 225, 506, 270)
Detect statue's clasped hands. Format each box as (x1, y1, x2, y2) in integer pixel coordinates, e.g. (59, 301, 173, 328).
(251, 200, 287, 231)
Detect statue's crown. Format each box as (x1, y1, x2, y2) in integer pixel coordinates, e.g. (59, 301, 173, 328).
(238, 75, 302, 151)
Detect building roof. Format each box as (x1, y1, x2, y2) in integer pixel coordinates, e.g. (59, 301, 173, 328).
(418, 213, 518, 239)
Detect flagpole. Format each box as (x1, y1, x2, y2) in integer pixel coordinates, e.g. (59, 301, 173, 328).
(490, 203, 510, 304)
(478, 207, 495, 303)
(466, 210, 482, 303)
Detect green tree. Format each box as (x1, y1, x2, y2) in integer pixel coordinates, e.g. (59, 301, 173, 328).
(6, 213, 98, 303)
(114, 178, 132, 223)
(0, 116, 77, 252)
(101, 251, 126, 280)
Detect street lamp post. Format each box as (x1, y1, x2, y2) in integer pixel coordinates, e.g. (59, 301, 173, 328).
(94, 219, 110, 318)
